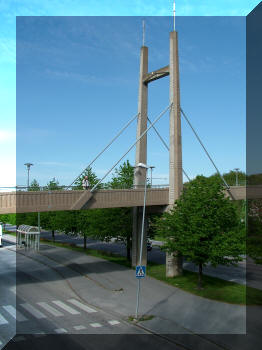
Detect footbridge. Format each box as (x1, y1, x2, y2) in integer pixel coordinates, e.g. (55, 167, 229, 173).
(0, 185, 256, 215)
(1, 23, 250, 268)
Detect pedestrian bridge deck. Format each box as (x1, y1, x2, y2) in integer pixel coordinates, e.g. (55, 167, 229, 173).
(0, 186, 259, 214)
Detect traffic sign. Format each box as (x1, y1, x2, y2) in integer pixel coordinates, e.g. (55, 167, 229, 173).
(136, 265, 146, 278)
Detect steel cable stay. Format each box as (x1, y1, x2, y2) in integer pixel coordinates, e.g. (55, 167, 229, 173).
(147, 116, 191, 182)
(180, 107, 231, 192)
(67, 112, 139, 189)
(91, 104, 172, 193)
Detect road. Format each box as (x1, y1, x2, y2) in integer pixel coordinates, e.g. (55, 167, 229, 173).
(39, 229, 247, 285)
(2, 224, 248, 286)
(0, 241, 16, 349)
(1, 235, 261, 350)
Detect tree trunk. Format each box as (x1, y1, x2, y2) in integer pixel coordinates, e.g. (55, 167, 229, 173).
(126, 236, 131, 261)
(84, 234, 87, 250)
(52, 230, 55, 242)
(198, 263, 203, 289)
(166, 252, 183, 277)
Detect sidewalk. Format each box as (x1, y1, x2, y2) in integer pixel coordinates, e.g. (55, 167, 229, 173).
(20, 242, 246, 335)
(2, 234, 16, 244)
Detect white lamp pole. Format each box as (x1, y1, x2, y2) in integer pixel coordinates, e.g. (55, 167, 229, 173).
(135, 162, 153, 320)
(234, 168, 240, 186)
(24, 163, 33, 190)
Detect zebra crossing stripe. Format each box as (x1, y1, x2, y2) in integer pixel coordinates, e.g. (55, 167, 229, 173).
(90, 323, 102, 328)
(9, 287, 16, 295)
(73, 325, 86, 331)
(20, 303, 46, 319)
(2, 305, 27, 322)
(52, 301, 80, 315)
(0, 339, 2, 346)
(67, 299, 97, 313)
(37, 302, 64, 317)
(108, 320, 120, 325)
(54, 328, 67, 334)
(0, 313, 8, 325)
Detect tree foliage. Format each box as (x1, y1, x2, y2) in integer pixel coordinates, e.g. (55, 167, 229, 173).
(247, 199, 262, 263)
(44, 178, 61, 191)
(155, 175, 245, 288)
(209, 170, 246, 186)
(29, 179, 40, 191)
(109, 160, 134, 189)
(74, 167, 102, 190)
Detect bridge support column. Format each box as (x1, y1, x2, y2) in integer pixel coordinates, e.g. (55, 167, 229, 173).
(132, 45, 148, 267)
(167, 31, 183, 277)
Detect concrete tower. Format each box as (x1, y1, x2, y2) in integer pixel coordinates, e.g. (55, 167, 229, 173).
(132, 45, 148, 267)
(132, 27, 183, 273)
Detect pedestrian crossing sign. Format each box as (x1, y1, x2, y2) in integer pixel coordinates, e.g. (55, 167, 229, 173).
(136, 265, 146, 278)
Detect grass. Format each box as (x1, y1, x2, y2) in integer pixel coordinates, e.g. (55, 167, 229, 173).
(153, 234, 166, 242)
(146, 263, 262, 306)
(3, 230, 16, 236)
(21, 237, 262, 306)
(128, 315, 154, 322)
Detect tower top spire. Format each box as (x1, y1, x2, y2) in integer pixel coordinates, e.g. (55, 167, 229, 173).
(173, 1, 176, 31)
(142, 19, 145, 46)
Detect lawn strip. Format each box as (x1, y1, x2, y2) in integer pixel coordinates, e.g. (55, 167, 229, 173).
(37, 238, 262, 305)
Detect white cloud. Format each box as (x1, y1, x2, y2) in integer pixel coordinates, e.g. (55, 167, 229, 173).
(0, 38, 16, 64)
(0, 130, 16, 143)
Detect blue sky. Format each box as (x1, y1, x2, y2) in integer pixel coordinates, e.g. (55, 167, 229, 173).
(0, 1, 260, 188)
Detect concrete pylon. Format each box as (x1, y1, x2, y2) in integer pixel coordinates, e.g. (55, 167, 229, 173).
(167, 31, 183, 277)
(132, 46, 148, 267)
(169, 31, 183, 205)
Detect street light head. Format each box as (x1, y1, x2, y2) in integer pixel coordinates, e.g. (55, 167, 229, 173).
(24, 163, 34, 169)
(137, 163, 148, 169)
(137, 163, 154, 169)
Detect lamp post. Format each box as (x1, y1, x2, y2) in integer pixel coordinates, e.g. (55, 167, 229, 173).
(134, 162, 153, 320)
(234, 168, 240, 186)
(24, 163, 33, 190)
(149, 166, 155, 187)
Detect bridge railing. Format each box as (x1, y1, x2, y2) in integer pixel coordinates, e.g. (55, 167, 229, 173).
(0, 184, 170, 193)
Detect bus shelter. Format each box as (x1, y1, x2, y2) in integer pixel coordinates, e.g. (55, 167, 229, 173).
(17, 225, 40, 251)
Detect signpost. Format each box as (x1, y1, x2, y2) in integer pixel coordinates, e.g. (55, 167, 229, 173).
(134, 163, 151, 320)
(136, 265, 146, 278)
(0, 224, 3, 248)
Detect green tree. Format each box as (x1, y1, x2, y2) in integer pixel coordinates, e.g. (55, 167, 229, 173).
(74, 167, 102, 190)
(29, 179, 40, 191)
(0, 214, 9, 230)
(209, 170, 246, 187)
(110, 160, 134, 189)
(155, 175, 245, 289)
(44, 178, 61, 191)
(75, 161, 134, 258)
(247, 199, 262, 263)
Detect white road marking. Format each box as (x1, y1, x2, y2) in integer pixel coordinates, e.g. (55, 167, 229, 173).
(37, 302, 64, 317)
(2, 305, 27, 322)
(0, 313, 8, 325)
(73, 325, 86, 331)
(52, 301, 80, 315)
(54, 328, 67, 334)
(108, 320, 120, 325)
(67, 299, 97, 313)
(20, 303, 46, 319)
(34, 333, 46, 337)
(0, 340, 2, 346)
(9, 287, 16, 295)
(13, 336, 26, 342)
(90, 323, 102, 328)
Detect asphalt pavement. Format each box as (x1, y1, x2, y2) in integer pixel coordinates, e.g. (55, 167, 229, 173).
(1, 234, 262, 350)
(39, 229, 248, 285)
